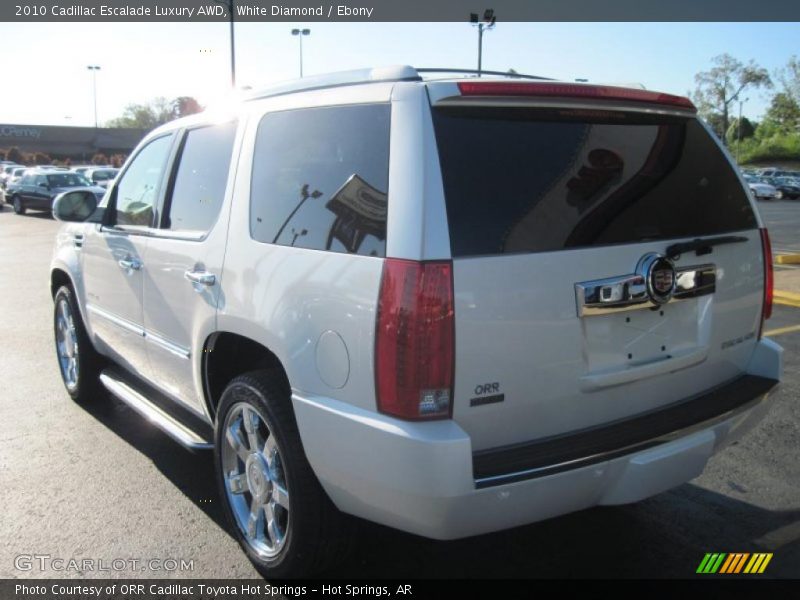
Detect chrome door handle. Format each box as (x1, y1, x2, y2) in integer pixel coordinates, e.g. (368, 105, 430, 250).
(184, 270, 216, 287)
(118, 257, 142, 271)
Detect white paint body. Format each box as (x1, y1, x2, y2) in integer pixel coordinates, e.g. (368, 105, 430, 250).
(51, 72, 783, 540)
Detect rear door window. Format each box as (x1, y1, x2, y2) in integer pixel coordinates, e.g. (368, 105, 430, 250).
(163, 121, 236, 233)
(250, 104, 390, 257)
(432, 107, 757, 257)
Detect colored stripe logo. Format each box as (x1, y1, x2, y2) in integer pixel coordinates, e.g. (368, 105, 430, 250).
(696, 552, 773, 574)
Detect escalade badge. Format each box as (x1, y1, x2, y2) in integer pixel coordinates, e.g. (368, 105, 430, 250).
(638, 253, 676, 305)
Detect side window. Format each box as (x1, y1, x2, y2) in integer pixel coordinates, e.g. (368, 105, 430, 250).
(19, 175, 31, 185)
(250, 104, 390, 257)
(165, 121, 237, 232)
(34, 175, 47, 187)
(114, 135, 173, 227)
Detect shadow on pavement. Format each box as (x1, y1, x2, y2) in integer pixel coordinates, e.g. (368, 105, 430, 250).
(78, 389, 799, 579)
(78, 391, 227, 531)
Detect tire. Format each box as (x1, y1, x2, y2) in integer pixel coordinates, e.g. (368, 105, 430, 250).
(53, 285, 103, 403)
(12, 196, 25, 214)
(215, 370, 355, 578)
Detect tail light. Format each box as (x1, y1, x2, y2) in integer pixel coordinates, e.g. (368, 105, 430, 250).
(759, 228, 773, 338)
(375, 259, 454, 420)
(457, 81, 696, 112)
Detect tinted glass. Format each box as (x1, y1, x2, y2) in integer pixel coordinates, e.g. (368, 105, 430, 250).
(165, 121, 236, 232)
(46, 173, 91, 188)
(250, 104, 390, 256)
(432, 108, 757, 257)
(19, 175, 32, 185)
(115, 135, 172, 227)
(91, 169, 116, 181)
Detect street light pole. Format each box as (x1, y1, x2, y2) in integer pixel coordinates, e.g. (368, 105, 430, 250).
(213, 0, 236, 87)
(736, 96, 748, 166)
(291, 28, 310, 78)
(86, 65, 101, 128)
(470, 9, 496, 76)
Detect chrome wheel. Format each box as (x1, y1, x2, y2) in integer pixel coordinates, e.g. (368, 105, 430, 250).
(55, 297, 79, 390)
(222, 402, 290, 558)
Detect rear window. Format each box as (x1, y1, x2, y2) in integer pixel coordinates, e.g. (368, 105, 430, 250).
(250, 104, 390, 257)
(432, 107, 757, 257)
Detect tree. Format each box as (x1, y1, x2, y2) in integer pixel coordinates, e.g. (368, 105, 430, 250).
(765, 91, 800, 132)
(173, 96, 203, 118)
(692, 54, 772, 143)
(6, 147, 25, 164)
(777, 55, 800, 106)
(33, 152, 51, 165)
(106, 96, 202, 129)
(92, 153, 109, 165)
(106, 97, 176, 129)
(726, 116, 756, 146)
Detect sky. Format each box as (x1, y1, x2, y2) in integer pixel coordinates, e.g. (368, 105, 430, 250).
(0, 21, 796, 127)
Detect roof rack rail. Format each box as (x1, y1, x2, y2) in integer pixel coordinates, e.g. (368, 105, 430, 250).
(417, 68, 554, 81)
(245, 65, 421, 102)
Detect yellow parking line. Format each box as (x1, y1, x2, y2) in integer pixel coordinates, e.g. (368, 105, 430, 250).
(774, 290, 800, 308)
(764, 324, 800, 337)
(776, 254, 800, 265)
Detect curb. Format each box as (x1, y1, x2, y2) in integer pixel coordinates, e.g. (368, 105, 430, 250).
(774, 290, 800, 308)
(776, 254, 800, 265)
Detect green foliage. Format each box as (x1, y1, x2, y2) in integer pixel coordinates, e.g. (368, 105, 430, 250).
(765, 92, 800, 132)
(726, 117, 756, 145)
(692, 53, 772, 143)
(737, 132, 800, 164)
(106, 96, 203, 129)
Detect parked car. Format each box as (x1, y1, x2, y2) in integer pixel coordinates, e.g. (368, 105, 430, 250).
(71, 164, 110, 175)
(8, 169, 105, 215)
(744, 175, 780, 201)
(755, 167, 788, 178)
(5, 167, 29, 188)
(82, 167, 119, 189)
(49, 66, 782, 578)
(770, 177, 800, 199)
(0, 163, 23, 189)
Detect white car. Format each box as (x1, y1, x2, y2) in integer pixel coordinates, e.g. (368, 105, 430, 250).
(49, 66, 782, 577)
(747, 179, 780, 200)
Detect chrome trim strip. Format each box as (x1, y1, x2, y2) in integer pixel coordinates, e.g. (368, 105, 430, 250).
(86, 304, 144, 336)
(576, 263, 716, 317)
(474, 390, 770, 487)
(146, 331, 191, 360)
(99, 371, 212, 450)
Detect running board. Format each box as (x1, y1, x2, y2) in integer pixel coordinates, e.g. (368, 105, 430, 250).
(99, 371, 214, 450)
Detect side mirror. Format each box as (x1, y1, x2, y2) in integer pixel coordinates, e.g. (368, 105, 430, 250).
(52, 190, 98, 222)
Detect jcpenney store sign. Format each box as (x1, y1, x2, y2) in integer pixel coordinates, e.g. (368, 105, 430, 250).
(0, 126, 42, 139)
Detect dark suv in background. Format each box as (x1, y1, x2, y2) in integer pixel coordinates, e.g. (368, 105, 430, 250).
(9, 169, 106, 215)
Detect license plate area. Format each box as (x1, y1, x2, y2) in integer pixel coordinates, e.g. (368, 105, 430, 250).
(581, 297, 708, 375)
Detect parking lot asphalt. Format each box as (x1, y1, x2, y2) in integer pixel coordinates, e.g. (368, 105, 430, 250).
(0, 203, 797, 579)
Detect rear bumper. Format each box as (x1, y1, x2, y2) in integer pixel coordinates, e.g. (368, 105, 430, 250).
(293, 338, 782, 540)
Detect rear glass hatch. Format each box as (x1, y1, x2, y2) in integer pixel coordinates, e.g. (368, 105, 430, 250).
(428, 85, 764, 453)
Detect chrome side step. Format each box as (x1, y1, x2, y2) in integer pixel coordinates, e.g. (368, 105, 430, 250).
(99, 371, 213, 450)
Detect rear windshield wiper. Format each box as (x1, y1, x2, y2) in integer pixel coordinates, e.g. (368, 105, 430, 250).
(666, 235, 748, 259)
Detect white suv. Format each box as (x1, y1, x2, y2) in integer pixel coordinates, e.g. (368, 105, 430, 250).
(50, 66, 782, 577)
